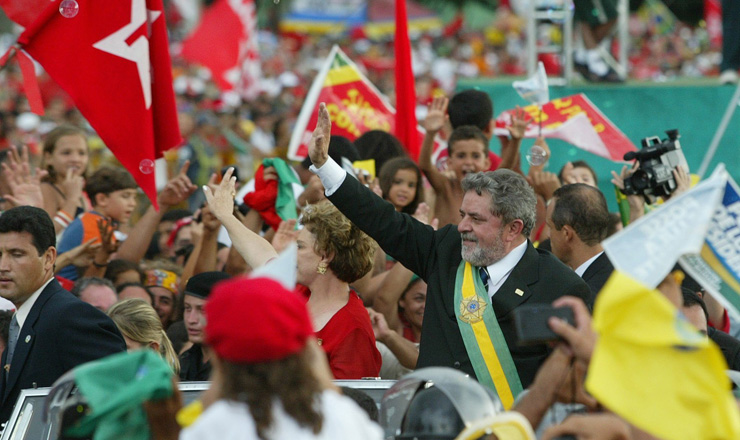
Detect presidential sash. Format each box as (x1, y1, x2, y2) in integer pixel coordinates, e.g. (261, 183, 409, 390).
(454, 261, 523, 409)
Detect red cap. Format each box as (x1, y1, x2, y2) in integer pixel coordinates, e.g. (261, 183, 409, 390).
(205, 277, 314, 364)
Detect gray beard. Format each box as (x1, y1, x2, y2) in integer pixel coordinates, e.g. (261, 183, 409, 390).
(460, 233, 506, 267)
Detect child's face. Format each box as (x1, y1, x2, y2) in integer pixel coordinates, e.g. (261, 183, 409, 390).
(447, 139, 490, 179)
(388, 168, 418, 211)
(99, 189, 137, 223)
(45, 134, 88, 178)
(562, 166, 596, 187)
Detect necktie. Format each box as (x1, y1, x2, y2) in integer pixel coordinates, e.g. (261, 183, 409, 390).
(6, 314, 19, 373)
(479, 266, 490, 291)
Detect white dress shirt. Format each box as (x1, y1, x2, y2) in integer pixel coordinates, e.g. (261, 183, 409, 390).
(15, 278, 54, 329)
(313, 157, 529, 298)
(485, 240, 528, 298)
(575, 251, 603, 278)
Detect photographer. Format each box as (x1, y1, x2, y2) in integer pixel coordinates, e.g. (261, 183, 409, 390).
(610, 131, 692, 225)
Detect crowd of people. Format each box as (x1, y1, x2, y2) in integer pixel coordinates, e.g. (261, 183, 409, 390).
(0, 2, 738, 439)
(0, 74, 738, 438)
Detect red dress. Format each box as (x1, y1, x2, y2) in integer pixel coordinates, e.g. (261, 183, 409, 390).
(315, 291, 382, 379)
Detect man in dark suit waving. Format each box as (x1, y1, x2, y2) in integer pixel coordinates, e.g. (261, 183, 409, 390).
(0, 206, 125, 423)
(307, 104, 590, 407)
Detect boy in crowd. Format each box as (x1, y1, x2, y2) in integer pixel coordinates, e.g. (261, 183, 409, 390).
(57, 163, 197, 282)
(56, 167, 138, 281)
(420, 114, 490, 227)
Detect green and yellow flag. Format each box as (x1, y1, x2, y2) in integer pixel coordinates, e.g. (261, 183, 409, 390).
(586, 271, 740, 440)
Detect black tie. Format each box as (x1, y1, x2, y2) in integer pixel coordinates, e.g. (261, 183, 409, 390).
(479, 266, 490, 291)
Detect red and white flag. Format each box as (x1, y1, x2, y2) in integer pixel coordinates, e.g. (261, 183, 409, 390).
(180, 0, 261, 100)
(495, 94, 636, 162)
(1, 0, 182, 210)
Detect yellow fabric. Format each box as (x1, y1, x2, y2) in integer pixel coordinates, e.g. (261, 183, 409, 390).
(352, 159, 376, 179)
(324, 65, 363, 87)
(176, 399, 203, 428)
(586, 271, 740, 440)
(461, 263, 516, 409)
(454, 412, 535, 440)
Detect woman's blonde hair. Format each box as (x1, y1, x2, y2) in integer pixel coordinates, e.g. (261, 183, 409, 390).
(301, 201, 375, 283)
(108, 299, 180, 374)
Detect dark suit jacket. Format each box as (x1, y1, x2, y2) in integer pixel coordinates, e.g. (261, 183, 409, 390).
(708, 327, 740, 372)
(329, 176, 591, 388)
(0, 279, 125, 422)
(581, 252, 614, 305)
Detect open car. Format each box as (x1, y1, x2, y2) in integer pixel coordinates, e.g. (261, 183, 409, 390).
(0, 379, 395, 440)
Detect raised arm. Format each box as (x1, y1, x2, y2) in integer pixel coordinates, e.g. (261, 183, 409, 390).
(310, 103, 444, 280)
(117, 161, 197, 262)
(499, 106, 529, 173)
(419, 97, 450, 191)
(202, 168, 277, 269)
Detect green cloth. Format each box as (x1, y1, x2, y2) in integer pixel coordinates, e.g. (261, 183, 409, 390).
(263, 158, 300, 223)
(65, 350, 174, 440)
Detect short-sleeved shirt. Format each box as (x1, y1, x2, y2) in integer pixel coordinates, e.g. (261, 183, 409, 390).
(57, 211, 112, 281)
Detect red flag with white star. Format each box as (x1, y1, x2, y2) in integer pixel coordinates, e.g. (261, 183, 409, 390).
(180, 0, 261, 100)
(2, 0, 181, 210)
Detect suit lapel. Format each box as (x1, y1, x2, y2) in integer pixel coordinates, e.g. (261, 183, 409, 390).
(492, 242, 539, 318)
(3, 281, 56, 401)
(582, 252, 610, 281)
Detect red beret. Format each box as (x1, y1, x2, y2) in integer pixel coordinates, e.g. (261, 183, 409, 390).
(205, 277, 314, 364)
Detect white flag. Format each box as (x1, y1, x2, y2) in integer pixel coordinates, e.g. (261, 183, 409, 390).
(513, 61, 549, 106)
(602, 165, 727, 288)
(250, 242, 297, 291)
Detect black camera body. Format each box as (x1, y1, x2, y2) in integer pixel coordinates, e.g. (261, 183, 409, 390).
(622, 129, 687, 200)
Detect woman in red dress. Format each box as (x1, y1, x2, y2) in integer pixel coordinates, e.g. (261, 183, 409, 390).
(204, 169, 381, 379)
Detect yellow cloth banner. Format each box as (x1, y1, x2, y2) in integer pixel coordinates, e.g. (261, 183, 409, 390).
(586, 271, 740, 440)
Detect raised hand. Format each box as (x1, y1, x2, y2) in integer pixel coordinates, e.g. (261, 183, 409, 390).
(59, 167, 84, 201)
(669, 166, 691, 199)
(2, 145, 47, 208)
(263, 166, 278, 181)
(508, 106, 531, 140)
(528, 169, 561, 202)
(202, 167, 237, 223)
(158, 161, 197, 209)
(610, 162, 639, 192)
(271, 219, 298, 253)
(413, 202, 439, 230)
(96, 217, 120, 255)
(200, 203, 222, 234)
(422, 96, 449, 134)
(611, 162, 645, 222)
(307, 103, 331, 169)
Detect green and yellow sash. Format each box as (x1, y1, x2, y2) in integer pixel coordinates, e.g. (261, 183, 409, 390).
(454, 261, 523, 409)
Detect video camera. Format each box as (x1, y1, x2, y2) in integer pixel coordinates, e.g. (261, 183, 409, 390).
(622, 129, 688, 200)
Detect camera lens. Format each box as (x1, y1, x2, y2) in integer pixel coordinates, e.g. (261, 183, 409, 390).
(631, 169, 650, 190)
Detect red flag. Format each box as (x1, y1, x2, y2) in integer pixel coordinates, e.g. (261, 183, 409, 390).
(287, 45, 434, 162)
(180, 0, 261, 100)
(9, 0, 182, 209)
(394, 0, 419, 160)
(494, 94, 636, 162)
(0, 0, 47, 28)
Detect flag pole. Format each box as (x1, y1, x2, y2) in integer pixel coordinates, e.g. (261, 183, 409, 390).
(538, 107, 542, 137)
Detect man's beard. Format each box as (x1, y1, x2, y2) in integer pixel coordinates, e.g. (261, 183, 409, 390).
(460, 230, 506, 267)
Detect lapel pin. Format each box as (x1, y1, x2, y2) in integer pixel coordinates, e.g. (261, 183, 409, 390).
(514, 288, 524, 296)
(25, 336, 30, 343)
